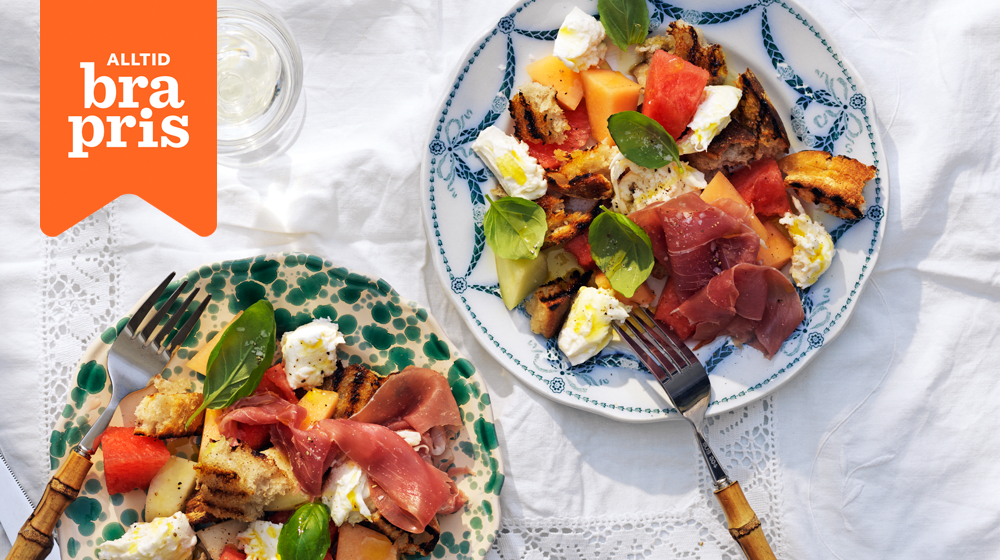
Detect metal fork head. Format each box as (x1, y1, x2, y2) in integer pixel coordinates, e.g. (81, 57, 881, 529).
(613, 307, 711, 426)
(78, 273, 210, 454)
(613, 307, 731, 487)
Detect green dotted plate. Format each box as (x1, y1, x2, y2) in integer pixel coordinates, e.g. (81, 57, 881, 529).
(50, 253, 503, 560)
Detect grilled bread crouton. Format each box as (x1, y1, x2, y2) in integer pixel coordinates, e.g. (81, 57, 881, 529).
(134, 392, 204, 438)
(546, 142, 616, 201)
(778, 150, 875, 220)
(153, 373, 196, 394)
(632, 20, 728, 87)
(367, 510, 442, 557)
(510, 83, 570, 145)
(683, 68, 790, 178)
(526, 270, 592, 338)
(319, 362, 387, 418)
(193, 440, 296, 522)
(537, 194, 598, 249)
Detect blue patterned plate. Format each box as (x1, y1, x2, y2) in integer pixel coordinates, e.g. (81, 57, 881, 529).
(50, 254, 502, 560)
(421, 0, 887, 422)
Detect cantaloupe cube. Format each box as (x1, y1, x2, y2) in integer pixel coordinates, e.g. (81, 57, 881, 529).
(700, 173, 769, 241)
(526, 55, 584, 110)
(336, 524, 397, 560)
(298, 389, 339, 428)
(759, 220, 794, 269)
(578, 69, 642, 144)
(199, 408, 222, 459)
(186, 311, 244, 374)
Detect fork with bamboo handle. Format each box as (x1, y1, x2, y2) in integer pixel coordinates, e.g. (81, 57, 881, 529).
(614, 308, 777, 560)
(7, 274, 209, 560)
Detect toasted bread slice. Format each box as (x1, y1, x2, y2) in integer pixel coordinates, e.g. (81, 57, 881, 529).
(546, 142, 616, 200)
(510, 82, 570, 145)
(133, 392, 204, 438)
(320, 362, 387, 418)
(152, 373, 196, 395)
(193, 439, 295, 522)
(633, 20, 728, 87)
(366, 512, 442, 557)
(525, 270, 592, 338)
(778, 150, 875, 220)
(536, 194, 596, 249)
(684, 68, 790, 177)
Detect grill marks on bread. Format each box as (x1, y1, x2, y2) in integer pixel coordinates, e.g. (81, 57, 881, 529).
(683, 69, 790, 178)
(509, 83, 570, 145)
(321, 362, 389, 418)
(526, 270, 593, 338)
(633, 20, 728, 86)
(778, 150, 875, 220)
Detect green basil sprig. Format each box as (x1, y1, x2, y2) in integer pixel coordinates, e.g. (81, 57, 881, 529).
(598, 0, 650, 51)
(589, 208, 654, 297)
(186, 299, 276, 427)
(483, 195, 547, 260)
(607, 111, 681, 170)
(278, 502, 332, 560)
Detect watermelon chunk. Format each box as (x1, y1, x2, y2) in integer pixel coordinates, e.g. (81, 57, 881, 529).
(256, 363, 298, 403)
(563, 231, 597, 270)
(101, 426, 170, 495)
(220, 545, 247, 560)
(729, 158, 791, 218)
(642, 51, 710, 139)
(654, 277, 696, 341)
(527, 101, 592, 170)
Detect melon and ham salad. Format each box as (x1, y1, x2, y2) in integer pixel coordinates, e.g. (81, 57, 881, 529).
(98, 303, 468, 560)
(472, 6, 877, 364)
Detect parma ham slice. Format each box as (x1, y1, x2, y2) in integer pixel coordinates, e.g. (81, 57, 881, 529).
(317, 419, 453, 533)
(351, 366, 462, 435)
(675, 263, 803, 358)
(657, 193, 760, 298)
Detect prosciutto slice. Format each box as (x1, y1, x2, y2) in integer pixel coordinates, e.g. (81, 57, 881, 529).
(216, 366, 467, 530)
(350, 366, 462, 434)
(675, 264, 804, 358)
(218, 393, 337, 496)
(316, 419, 453, 533)
(657, 193, 760, 298)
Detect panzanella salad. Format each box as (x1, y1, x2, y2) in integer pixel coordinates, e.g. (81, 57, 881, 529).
(473, 0, 876, 364)
(100, 299, 467, 560)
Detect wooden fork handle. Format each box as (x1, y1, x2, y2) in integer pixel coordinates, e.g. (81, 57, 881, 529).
(7, 450, 92, 560)
(714, 481, 777, 560)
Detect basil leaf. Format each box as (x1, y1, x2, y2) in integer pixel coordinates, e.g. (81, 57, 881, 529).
(598, 0, 650, 51)
(278, 502, 332, 560)
(607, 111, 681, 169)
(186, 299, 275, 426)
(588, 208, 654, 297)
(484, 195, 547, 260)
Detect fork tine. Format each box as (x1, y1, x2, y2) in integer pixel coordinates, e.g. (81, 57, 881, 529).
(633, 308, 699, 366)
(139, 280, 188, 345)
(614, 323, 673, 383)
(623, 315, 686, 375)
(164, 295, 210, 356)
(150, 287, 201, 349)
(124, 273, 175, 335)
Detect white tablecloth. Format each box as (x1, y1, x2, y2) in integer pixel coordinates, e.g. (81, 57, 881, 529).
(3, 0, 1000, 558)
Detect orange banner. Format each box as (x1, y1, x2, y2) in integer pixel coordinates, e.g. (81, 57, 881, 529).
(41, 1, 217, 236)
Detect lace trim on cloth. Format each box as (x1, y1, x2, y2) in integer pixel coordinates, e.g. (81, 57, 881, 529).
(37, 203, 122, 483)
(488, 397, 785, 559)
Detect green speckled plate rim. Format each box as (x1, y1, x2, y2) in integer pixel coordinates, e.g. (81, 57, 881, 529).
(49, 253, 503, 560)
